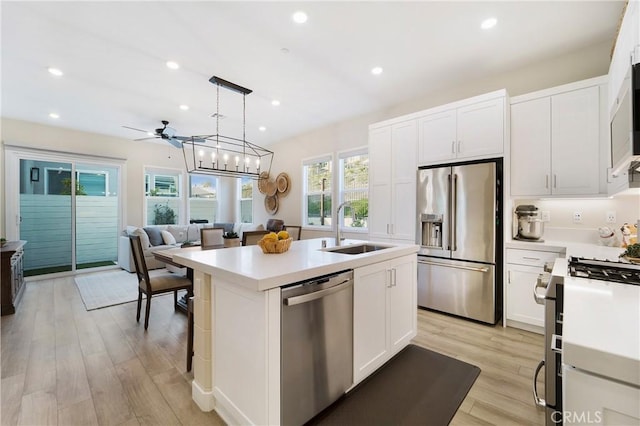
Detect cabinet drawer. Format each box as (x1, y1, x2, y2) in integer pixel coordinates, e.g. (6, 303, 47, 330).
(506, 249, 560, 268)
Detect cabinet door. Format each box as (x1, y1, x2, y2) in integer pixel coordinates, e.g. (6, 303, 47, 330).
(388, 256, 417, 354)
(551, 86, 600, 195)
(506, 264, 544, 328)
(391, 121, 417, 240)
(369, 127, 392, 239)
(457, 98, 504, 160)
(418, 109, 457, 165)
(510, 98, 552, 196)
(564, 366, 640, 425)
(353, 262, 390, 384)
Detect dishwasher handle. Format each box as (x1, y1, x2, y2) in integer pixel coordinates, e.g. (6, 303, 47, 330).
(284, 279, 353, 306)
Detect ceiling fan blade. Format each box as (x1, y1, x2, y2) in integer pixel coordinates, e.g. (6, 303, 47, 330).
(134, 136, 159, 141)
(122, 125, 150, 133)
(166, 138, 183, 149)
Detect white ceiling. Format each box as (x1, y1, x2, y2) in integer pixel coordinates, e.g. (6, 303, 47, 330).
(1, 1, 625, 147)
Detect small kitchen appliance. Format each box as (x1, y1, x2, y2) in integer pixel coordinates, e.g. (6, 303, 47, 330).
(514, 204, 544, 241)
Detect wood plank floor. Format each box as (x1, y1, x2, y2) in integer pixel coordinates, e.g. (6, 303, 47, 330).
(2, 274, 545, 425)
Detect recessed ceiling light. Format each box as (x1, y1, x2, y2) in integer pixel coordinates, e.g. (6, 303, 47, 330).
(48, 67, 63, 77)
(49, 113, 59, 119)
(259, 126, 267, 132)
(166, 61, 180, 70)
(371, 67, 383, 75)
(271, 100, 281, 106)
(481, 17, 497, 30)
(292, 11, 308, 24)
(179, 104, 190, 111)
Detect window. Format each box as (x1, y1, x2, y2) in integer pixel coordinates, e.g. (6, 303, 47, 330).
(239, 177, 253, 223)
(45, 168, 108, 196)
(303, 156, 332, 227)
(339, 149, 369, 230)
(189, 175, 217, 223)
(145, 168, 181, 225)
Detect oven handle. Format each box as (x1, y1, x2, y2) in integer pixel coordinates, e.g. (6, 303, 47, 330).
(533, 274, 548, 305)
(532, 360, 546, 408)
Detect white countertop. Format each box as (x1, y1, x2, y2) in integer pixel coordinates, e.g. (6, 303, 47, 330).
(172, 238, 419, 291)
(552, 257, 640, 386)
(506, 238, 625, 260)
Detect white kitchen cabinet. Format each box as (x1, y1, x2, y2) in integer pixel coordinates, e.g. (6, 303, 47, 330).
(564, 366, 640, 426)
(418, 95, 505, 166)
(511, 79, 604, 197)
(506, 248, 563, 333)
(353, 254, 417, 385)
(369, 120, 417, 243)
(609, 0, 638, 114)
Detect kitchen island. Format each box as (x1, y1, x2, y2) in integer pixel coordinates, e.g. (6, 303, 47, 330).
(173, 238, 419, 425)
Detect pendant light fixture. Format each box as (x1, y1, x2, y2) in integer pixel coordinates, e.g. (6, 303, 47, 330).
(182, 76, 274, 180)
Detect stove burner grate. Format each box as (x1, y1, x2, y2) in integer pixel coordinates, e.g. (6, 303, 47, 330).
(568, 256, 640, 286)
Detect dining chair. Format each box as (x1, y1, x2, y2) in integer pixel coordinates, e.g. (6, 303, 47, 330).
(200, 227, 225, 249)
(284, 225, 302, 241)
(266, 219, 285, 233)
(242, 230, 269, 246)
(129, 235, 193, 330)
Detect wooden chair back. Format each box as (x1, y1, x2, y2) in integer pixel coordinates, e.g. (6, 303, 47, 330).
(242, 230, 269, 246)
(284, 225, 302, 240)
(129, 235, 152, 292)
(201, 227, 225, 249)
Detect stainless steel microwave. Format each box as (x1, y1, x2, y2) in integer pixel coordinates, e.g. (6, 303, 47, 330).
(610, 62, 640, 173)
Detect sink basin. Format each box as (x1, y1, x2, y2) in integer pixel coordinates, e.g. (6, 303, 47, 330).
(326, 243, 391, 255)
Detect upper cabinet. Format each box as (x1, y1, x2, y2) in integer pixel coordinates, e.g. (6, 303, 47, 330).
(369, 120, 417, 243)
(418, 92, 506, 166)
(609, 1, 638, 115)
(510, 77, 608, 197)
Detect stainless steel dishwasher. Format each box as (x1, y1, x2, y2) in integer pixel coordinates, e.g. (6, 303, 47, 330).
(281, 269, 354, 426)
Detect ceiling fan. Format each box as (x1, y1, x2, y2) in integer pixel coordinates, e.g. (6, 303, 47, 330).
(123, 120, 203, 148)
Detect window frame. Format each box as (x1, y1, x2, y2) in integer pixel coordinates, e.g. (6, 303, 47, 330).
(143, 166, 183, 226)
(338, 147, 369, 233)
(238, 176, 254, 224)
(302, 154, 333, 230)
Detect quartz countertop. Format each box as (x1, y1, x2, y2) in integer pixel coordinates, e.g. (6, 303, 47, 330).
(552, 257, 640, 386)
(506, 238, 625, 260)
(172, 238, 419, 291)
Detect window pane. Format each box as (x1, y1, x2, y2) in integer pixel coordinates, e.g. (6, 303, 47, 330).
(189, 175, 217, 223)
(340, 153, 369, 229)
(153, 175, 179, 197)
(306, 194, 332, 226)
(78, 172, 106, 196)
(145, 169, 182, 225)
(239, 177, 253, 223)
(306, 161, 331, 192)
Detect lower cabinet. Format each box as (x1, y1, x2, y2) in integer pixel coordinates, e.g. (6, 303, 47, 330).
(506, 247, 563, 332)
(353, 254, 417, 385)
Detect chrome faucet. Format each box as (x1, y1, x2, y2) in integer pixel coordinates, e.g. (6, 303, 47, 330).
(335, 201, 351, 246)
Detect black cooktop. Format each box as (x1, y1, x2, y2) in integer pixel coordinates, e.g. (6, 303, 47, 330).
(568, 257, 640, 286)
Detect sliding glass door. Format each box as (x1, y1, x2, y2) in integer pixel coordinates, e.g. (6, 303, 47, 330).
(20, 159, 73, 275)
(13, 154, 122, 276)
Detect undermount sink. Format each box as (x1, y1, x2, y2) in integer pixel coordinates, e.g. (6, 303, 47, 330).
(326, 243, 391, 255)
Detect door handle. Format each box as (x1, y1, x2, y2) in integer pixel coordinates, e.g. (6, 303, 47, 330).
(545, 175, 549, 189)
(451, 174, 458, 252)
(532, 360, 546, 408)
(284, 280, 353, 306)
(553, 174, 557, 188)
(451, 141, 456, 154)
(417, 259, 489, 273)
(457, 140, 462, 153)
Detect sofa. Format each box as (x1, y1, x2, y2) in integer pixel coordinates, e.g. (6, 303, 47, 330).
(118, 222, 263, 272)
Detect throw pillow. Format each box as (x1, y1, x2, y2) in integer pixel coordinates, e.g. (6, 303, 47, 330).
(161, 230, 177, 245)
(187, 224, 200, 242)
(131, 228, 151, 249)
(167, 225, 188, 243)
(143, 227, 164, 246)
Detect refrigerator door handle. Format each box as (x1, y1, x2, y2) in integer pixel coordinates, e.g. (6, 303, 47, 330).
(451, 173, 458, 252)
(447, 174, 452, 251)
(417, 259, 490, 273)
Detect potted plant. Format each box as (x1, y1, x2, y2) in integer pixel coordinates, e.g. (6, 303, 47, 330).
(0, 237, 7, 248)
(223, 231, 241, 248)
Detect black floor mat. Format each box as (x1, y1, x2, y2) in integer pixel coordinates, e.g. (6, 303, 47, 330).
(307, 344, 481, 426)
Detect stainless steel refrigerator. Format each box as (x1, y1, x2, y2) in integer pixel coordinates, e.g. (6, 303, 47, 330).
(416, 158, 503, 324)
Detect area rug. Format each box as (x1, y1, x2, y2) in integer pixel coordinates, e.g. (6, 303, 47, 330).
(74, 269, 173, 310)
(308, 344, 481, 426)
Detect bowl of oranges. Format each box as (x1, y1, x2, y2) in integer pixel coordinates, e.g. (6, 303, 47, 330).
(258, 231, 292, 254)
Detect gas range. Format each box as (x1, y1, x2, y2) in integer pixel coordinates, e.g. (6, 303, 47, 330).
(568, 256, 640, 286)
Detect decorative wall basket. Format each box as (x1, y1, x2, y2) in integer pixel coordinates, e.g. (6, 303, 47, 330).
(259, 172, 291, 216)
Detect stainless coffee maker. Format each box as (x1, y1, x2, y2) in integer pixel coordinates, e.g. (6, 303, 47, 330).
(514, 205, 544, 241)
